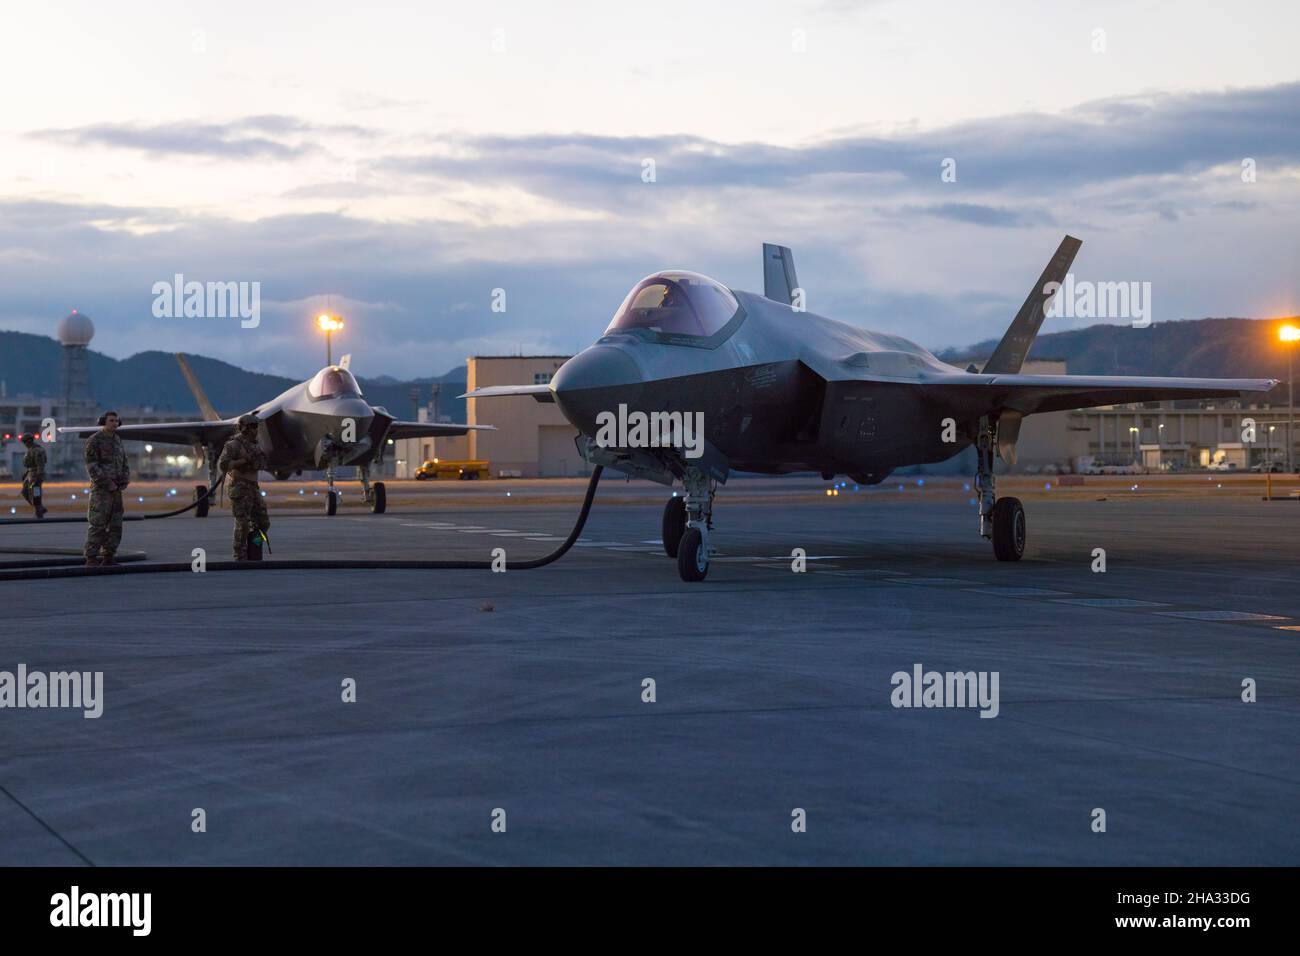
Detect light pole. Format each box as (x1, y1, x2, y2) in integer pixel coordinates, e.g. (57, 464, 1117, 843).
(317, 313, 344, 366)
(1282, 325, 1299, 474)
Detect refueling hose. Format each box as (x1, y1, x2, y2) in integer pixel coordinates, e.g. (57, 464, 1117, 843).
(1, 474, 225, 526)
(0, 466, 604, 581)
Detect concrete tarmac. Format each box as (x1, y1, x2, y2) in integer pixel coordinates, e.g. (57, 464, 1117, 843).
(1, 477, 1297, 865)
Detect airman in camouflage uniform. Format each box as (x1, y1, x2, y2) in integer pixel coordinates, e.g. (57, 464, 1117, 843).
(84, 411, 130, 566)
(217, 414, 270, 560)
(20, 434, 47, 518)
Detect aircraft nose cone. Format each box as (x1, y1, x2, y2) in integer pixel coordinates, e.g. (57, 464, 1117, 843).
(552, 345, 642, 394)
(551, 345, 643, 432)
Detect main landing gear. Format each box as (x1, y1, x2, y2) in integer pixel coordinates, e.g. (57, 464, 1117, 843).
(321, 463, 387, 516)
(661, 496, 686, 558)
(359, 465, 386, 514)
(666, 469, 715, 582)
(976, 415, 1025, 561)
(195, 445, 219, 517)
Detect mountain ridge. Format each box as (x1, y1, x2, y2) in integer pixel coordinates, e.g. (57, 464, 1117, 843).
(0, 330, 469, 421)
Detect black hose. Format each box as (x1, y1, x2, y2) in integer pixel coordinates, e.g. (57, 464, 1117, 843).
(1, 475, 225, 526)
(0, 466, 604, 581)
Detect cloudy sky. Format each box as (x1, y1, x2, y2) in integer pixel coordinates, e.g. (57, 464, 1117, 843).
(1, 0, 1297, 379)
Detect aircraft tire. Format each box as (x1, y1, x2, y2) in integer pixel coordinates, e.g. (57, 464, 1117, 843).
(194, 485, 209, 518)
(371, 482, 387, 514)
(326, 490, 339, 516)
(661, 496, 686, 557)
(677, 527, 709, 582)
(991, 497, 1026, 561)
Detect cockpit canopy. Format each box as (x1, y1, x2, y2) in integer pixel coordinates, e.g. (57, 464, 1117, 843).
(606, 271, 740, 338)
(307, 366, 363, 400)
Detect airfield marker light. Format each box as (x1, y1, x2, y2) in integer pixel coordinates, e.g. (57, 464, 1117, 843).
(917, 478, 923, 486)
(825, 489, 832, 496)
(1045, 482, 1052, 491)
(8, 507, 14, 514)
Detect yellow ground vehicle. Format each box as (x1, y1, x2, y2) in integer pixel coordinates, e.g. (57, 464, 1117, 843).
(414, 459, 490, 481)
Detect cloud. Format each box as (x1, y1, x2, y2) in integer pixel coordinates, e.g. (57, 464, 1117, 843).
(30, 115, 375, 161)
(378, 82, 1300, 207)
(3, 83, 1299, 376)
(900, 203, 1056, 228)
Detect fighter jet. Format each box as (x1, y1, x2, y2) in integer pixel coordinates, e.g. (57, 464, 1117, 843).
(468, 236, 1275, 580)
(60, 354, 490, 515)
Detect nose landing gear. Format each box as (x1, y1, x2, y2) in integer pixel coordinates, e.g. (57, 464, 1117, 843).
(325, 464, 339, 515)
(675, 470, 715, 582)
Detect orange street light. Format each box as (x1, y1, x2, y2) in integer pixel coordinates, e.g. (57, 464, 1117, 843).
(1282, 324, 1299, 473)
(317, 313, 344, 364)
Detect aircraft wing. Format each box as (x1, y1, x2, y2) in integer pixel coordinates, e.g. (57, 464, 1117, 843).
(921, 372, 1277, 417)
(461, 384, 556, 403)
(387, 421, 496, 440)
(58, 420, 241, 447)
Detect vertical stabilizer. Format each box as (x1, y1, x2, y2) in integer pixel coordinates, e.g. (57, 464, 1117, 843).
(175, 353, 221, 421)
(762, 243, 800, 306)
(983, 235, 1082, 374)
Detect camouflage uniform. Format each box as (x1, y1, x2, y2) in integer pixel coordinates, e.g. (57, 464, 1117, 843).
(84, 430, 129, 560)
(218, 431, 270, 560)
(20, 440, 46, 510)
